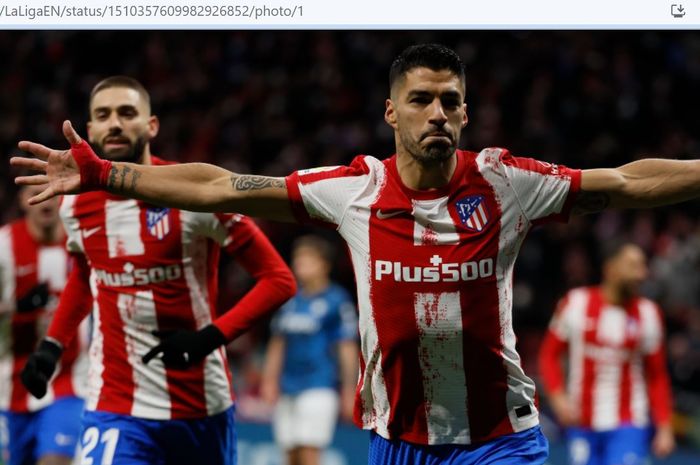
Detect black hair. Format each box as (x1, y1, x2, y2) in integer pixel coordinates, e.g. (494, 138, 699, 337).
(389, 43, 466, 91)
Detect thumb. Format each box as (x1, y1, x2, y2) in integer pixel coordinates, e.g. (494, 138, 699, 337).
(142, 344, 164, 365)
(63, 120, 83, 146)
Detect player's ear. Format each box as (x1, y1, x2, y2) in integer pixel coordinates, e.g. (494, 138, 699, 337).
(462, 103, 468, 128)
(148, 115, 160, 139)
(86, 120, 93, 140)
(384, 99, 398, 130)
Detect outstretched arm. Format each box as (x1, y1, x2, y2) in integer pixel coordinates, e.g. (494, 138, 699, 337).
(573, 158, 700, 215)
(12, 120, 294, 222)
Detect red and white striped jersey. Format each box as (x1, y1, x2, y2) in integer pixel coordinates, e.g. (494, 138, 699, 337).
(52, 156, 291, 420)
(285, 148, 581, 445)
(0, 219, 89, 413)
(539, 287, 672, 431)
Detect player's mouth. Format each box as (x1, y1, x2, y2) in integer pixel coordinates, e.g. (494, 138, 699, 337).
(422, 132, 452, 143)
(103, 137, 131, 150)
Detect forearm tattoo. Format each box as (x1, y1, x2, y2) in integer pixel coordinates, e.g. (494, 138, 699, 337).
(106, 165, 142, 193)
(231, 174, 285, 191)
(572, 190, 611, 215)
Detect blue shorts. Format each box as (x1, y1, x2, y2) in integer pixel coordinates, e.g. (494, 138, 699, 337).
(78, 406, 237, 465)
(566, 425, 652, 465)
(368, 426, 548, 465)
(0, 396, 84, 465)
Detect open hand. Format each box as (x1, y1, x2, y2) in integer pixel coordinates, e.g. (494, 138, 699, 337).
(11, 120, 84, 205)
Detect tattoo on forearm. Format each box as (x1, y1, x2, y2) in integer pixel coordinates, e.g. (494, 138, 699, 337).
(231, 174, 285, 191)
(130, 170, 142, 191)
(106, 165, 142, 193)
(119, 166, 131, 189)
(572, 190, 611, 215)
(108, 166, 118, 189)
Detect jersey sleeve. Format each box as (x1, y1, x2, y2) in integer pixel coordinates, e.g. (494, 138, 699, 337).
(284, 156, 373, 228)
(641, 302, 673, 425)
(496, 149, 582, 224)
(212, 222, 296, 341)
(538, 294, 574, 394)
(46, 253, 93, 348)
(0, 226, 14, 309)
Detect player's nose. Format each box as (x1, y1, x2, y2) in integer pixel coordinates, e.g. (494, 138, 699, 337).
(428, 101, 448, 125)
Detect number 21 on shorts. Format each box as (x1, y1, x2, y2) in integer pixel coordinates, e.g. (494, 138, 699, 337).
(80, 427, 120, 465)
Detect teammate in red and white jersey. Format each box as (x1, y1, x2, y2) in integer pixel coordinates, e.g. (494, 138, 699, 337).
(15, 76, 296, 465)
(13, 44, 700, 463)
(0, 182, 89, 465)
(539, 242, 674, 465)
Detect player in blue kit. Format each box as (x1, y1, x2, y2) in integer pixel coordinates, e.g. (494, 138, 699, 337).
(261, 235, 359, 465)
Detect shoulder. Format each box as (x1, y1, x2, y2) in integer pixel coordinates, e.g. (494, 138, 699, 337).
(293, 155, 383, 184)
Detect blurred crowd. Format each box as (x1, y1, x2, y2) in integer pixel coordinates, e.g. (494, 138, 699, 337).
(2, 30, 700, 447)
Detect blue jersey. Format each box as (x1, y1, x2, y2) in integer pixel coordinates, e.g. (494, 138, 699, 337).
(272, 283, 357, 394)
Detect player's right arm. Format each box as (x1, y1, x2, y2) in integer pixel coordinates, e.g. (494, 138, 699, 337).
(12, 120, 294, 222)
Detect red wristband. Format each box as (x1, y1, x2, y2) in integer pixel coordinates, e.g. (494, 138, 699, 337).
(71, 140, 113, 191)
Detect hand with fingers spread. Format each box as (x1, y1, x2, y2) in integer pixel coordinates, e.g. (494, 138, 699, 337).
(142, 325, 227, 370)
(11, 120, 112, 205)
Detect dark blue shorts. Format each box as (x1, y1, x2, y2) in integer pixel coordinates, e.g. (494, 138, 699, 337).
(368, 426, 549, 465)
(566, 425, 652, 465)
(78, 406, 237, 465)
(0, 396, 84, 465)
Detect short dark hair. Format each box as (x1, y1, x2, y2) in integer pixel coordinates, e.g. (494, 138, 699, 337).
(600, 240, 640, 264)
(90, 75, 151, 111)
(292, 234, 335, 264)
(389, 43, 466, 92)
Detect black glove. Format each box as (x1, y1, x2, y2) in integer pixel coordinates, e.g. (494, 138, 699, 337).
(21, 339, 63, 399)
(142, 325, 226, 370)
(16, 283, 50, 313)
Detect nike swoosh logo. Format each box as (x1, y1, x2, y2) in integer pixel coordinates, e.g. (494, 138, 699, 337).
(82, 226, 102, 238)
(376, 209, 404, 220)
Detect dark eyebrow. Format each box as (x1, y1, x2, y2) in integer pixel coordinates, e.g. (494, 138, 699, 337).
(406, 89, 463, 100)
(92, 104, 139, 115)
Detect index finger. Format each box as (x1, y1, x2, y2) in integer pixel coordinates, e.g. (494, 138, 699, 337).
(17, 141, 53, 161)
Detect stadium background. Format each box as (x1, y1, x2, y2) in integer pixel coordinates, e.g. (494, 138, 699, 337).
(2, 31, 700, 463)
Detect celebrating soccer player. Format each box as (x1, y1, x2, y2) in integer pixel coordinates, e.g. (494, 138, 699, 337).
(0, 182, 90, 465)
(12, 44, 700, 464)
(15, 76, 296, 465)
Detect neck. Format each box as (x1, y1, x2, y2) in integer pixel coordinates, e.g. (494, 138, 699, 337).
(601, 282, 631, 306)
(301, 276, 330, 296)
(395, 151, 457, 190)
(26, 220, 63, 244)
(141, 148, 152, 165)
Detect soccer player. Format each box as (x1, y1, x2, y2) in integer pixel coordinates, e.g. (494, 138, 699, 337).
(0, 182, 89, 465)
(15, 76, 296, 465)
(538, 242, 675, 465)
(12, 44, 700, 463)
(261, 235, 358, 465)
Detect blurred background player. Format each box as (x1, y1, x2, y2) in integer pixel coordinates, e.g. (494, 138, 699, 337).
(0, 182, 89, 465)
(539, 242, 675, 465)
(19, 76, 296, 465)
(261, 235, 358, 465)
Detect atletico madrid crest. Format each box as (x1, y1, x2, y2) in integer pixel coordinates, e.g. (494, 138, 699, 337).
(146, 207, 171, 240)
(455, 196, 489, 232)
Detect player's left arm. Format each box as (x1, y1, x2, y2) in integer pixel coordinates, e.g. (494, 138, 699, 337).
(573, 159, 700, 215)
(211, 219, 296, 341)
(642, 303, 676, 457)
(143, 218, 296, 369)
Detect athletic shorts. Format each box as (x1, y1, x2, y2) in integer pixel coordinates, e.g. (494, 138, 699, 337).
(368, 425, 549, 465)
(273, 388, 339, 449)
(78, 405, 237, 465)
(566, 425, 652, 465)
(0, 396, 84, 465)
